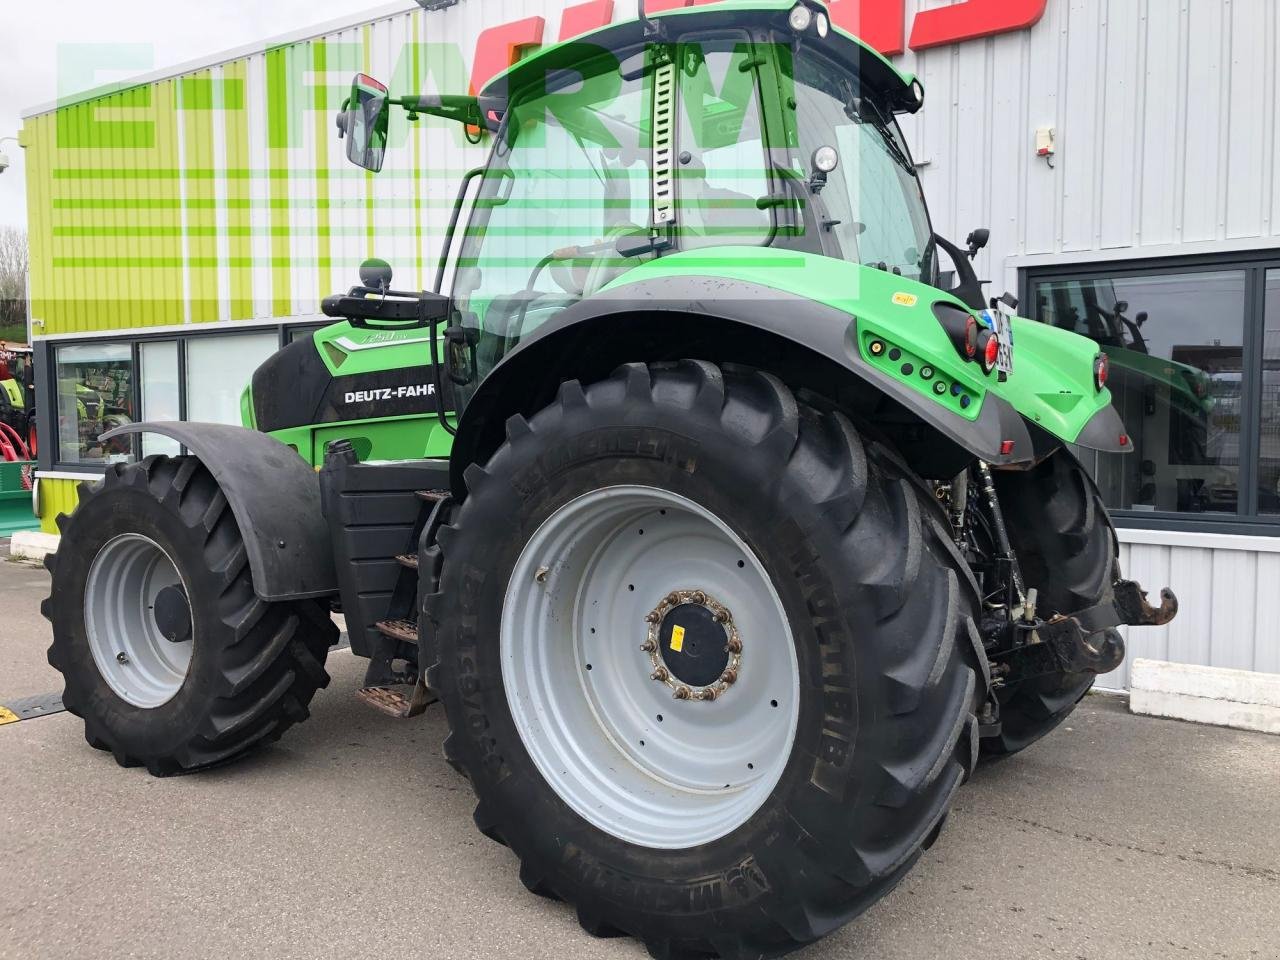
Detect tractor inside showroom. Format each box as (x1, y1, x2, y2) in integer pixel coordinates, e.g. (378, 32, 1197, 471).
(45, 2, 1177, 956)
(0, 343, 36, 460)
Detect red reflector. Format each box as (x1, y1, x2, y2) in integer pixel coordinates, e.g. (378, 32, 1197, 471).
(1000, 440, 1016, 456)
(1095, 354, 1110, 391)
(1120, 434, 1130, 447)
(964, 317, 978, 359)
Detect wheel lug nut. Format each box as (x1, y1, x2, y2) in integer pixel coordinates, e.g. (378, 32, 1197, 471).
(720, 667, 738, 685)
(726, 638, 743, 654)
(665, 592, 680, 606)
(640, 639, 657, 653)
(651, 666, 670, 682)
(672, 685, 692, 700)
(714, 609, 730, 623)
(691, 591, 706, 605)
(645, 611, 661, 624)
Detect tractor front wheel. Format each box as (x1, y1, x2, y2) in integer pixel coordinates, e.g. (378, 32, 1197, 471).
(44, 456, 335, 775)
(428, 362, 988, 958)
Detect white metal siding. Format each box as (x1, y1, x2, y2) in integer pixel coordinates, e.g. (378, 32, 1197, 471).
(1108, 533, 1280, 689)
(894, 0, 1280, 292)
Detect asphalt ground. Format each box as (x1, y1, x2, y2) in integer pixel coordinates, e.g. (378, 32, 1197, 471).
(2, 549, 1278, 960)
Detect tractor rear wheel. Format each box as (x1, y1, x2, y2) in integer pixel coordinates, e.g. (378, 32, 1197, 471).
(984, 450, 1117, 757)
(44, 456, 335, 775)
(427, 362, 988, 958)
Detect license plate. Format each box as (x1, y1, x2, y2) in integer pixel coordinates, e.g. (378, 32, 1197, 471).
(985, 303, 1015, 376)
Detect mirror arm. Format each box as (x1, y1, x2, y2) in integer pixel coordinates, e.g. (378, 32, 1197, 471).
(393, 94, 491, 131)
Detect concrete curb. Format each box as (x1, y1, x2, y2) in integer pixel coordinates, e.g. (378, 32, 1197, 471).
(8, 530, 59, 564)
(1130, 658, 1280, 735)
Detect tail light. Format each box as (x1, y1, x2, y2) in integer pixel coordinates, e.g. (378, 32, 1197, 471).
(978, 330, 999, 375)
(933, 303, 980, 362)
(1094, 353, 1110, 392)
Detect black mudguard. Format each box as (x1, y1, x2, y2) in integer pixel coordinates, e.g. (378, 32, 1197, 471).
(450, 275, 1036, 493)
(100, 422, 338, 601)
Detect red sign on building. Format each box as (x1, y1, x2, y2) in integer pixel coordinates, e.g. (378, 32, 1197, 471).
(472, 0, 1051, 93)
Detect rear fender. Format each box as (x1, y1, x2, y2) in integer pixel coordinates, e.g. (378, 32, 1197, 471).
(450, 275, 1037, 493)
(100, 422, 338, 601)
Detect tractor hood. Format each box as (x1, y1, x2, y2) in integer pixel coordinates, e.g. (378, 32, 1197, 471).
(599, 248, 1130, 458)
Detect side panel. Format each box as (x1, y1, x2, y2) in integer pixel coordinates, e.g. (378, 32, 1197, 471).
(318, 448, 449, 661)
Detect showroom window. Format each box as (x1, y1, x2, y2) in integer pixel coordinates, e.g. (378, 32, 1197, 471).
(139, 341, 181, 457)
(185, 332, 279, 425)
(54, 343, 136, 465)
(46, 325, 301, 471)
(1027, 256, 1280, 527)
(1260, 272, 1280, 516)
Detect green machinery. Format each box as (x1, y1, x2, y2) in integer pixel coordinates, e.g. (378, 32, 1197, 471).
(0, 344, 36, 459)
(46, 3, 1178, 955)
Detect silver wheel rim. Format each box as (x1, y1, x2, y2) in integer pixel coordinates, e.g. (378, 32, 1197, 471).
(502, 485, 800, 850)
(85, 533, 193, 708)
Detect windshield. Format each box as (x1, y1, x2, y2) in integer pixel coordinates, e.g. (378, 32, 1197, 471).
(787, 50, 934, 282)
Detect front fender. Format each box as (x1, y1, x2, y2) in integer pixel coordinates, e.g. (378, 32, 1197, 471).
(100, 422, 338, 601)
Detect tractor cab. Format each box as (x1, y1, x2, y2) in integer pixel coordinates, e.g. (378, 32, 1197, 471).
(334, 0, 987, 413)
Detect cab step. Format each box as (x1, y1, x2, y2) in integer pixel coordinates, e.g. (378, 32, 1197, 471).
(356, 682, 437, 719)
(396, 553, 419, 570)
(375, 618, 419, 645)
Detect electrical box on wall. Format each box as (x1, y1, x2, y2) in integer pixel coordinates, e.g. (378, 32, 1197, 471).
(1036, 127, 1056, 167)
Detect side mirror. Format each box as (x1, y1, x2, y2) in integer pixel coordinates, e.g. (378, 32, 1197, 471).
(1136, 311, 1149, 328)
(340, 73, 390, 172)
(359, 258, 393, 292)
(965, 228, 990, 260)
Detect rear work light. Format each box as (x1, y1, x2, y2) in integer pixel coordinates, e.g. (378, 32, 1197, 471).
(1094, 353, 1110, 392)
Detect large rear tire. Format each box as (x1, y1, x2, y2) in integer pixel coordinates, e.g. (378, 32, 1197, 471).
(427, 362, 988, 958)
(984, 450, 1117, 757)
(44, 456, 335, 775)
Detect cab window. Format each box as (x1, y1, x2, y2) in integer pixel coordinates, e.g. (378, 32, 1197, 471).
(675, 38, 772, 251)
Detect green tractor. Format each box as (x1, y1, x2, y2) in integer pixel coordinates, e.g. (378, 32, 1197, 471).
(45, 2, 1178, 955)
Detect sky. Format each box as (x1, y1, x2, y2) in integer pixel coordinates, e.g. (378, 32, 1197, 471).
(0, 0, 407, 230)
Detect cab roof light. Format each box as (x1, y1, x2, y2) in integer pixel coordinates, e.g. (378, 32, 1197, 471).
(789, 3, 814, 32)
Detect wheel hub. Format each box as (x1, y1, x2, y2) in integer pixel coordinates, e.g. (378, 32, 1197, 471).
(642, 590, 741, 700)
(84, 533, 193, 709)
(153, 584, 193, 644)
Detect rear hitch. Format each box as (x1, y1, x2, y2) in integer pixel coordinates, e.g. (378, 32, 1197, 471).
(1111, 579, 1179, 628)
(990, 578, 1178, 687)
